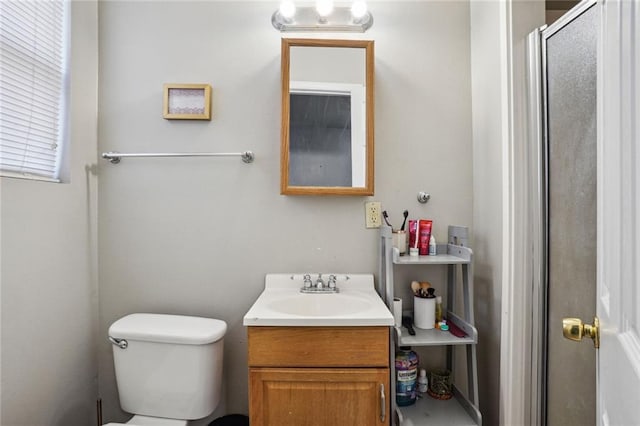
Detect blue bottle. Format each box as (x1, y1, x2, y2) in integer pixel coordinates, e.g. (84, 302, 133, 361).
(395, 347, 419, 406)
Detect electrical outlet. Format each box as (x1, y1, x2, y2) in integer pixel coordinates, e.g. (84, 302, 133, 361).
(365, 201, 381, 228)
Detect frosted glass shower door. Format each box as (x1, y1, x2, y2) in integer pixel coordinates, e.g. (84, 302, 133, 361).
(543, 3, 597, 425)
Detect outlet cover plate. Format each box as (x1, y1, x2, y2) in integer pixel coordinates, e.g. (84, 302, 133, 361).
(365, 201, 381, 228)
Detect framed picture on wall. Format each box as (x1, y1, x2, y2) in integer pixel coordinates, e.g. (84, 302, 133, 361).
(163, 83, 212, 120)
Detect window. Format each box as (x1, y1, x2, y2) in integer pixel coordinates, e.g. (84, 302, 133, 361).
(0, 0, 69, 182)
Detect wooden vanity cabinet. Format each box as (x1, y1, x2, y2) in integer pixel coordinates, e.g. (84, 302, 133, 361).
(248, 326, 390, 426)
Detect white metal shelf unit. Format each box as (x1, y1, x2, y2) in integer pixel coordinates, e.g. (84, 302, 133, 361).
(379, 225, 482, 426)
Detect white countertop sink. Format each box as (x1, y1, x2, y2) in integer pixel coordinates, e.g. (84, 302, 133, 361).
(243, 274, 394, 327)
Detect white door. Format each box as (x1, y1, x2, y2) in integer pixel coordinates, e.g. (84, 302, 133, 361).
(597, 0, 640, 423)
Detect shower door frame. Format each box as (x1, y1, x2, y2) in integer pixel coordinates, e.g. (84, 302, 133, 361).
(525, 0, 598, 424)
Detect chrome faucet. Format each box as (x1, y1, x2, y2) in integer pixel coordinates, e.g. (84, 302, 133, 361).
(300, 273, 339, 293)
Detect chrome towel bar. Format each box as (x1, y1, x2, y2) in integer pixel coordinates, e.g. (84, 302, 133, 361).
(101, 151, 255, 164)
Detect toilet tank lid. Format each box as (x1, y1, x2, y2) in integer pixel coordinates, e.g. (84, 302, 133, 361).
(109, 313, 227, 345)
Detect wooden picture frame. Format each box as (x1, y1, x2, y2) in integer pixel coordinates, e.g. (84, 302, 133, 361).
(163, 83, 211, 120)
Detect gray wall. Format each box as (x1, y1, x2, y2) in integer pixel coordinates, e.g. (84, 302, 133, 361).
(470, 1, 545, 424)
(0, 2, 99, 425)
(97, 1, 473, 424)
(470, 2, 506, 425)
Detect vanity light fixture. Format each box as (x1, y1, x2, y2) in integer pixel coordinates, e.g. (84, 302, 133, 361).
(272, 0, 373, 32)
(279, 0, 296, 21)
(315, 0, 334, 20)
(351, 0, 368, 20)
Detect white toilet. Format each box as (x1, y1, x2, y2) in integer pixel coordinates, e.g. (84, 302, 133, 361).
(104, 313, 227, 426)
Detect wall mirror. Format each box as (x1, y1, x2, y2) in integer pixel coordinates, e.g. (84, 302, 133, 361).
(280, 38, 374, 195)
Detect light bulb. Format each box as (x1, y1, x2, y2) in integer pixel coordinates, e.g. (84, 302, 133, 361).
(351, 0, 367, 19)
(316, 0, 334, 17)
(279, 0, 296, 19)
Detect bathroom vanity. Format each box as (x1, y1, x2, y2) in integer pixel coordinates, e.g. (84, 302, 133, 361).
(244, 274, 393, 426)
(248, 326, 389, 425)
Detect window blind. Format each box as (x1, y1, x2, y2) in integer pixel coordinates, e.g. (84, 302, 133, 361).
(0, 0, 69, 181)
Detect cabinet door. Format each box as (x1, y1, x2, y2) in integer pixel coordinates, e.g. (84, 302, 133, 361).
(249, 367, 389, 426)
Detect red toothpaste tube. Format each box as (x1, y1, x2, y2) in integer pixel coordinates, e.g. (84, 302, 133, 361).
(409, 219, 433, 255)
(418, 220, 433, 255)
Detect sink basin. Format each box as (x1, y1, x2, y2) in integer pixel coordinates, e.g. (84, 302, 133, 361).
(267, 294, 371, 317)
(243, 273, 394, 327)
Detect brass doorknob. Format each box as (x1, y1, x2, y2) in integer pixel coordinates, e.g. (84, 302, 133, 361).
(562, 317, 600, 349)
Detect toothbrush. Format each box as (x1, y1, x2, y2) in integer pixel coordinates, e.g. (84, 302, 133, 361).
(382, 210, 392, 228)
(400, 210, 408, 231)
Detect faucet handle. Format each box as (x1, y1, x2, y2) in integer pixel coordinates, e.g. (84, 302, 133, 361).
(328, 274, 337, 288)
(316, 273, 324, 288)
(303, 274, 312, 288)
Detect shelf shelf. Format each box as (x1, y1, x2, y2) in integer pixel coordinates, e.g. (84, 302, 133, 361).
(393, 253, 469, 265)
(392, 244, 472, 265)
(395, 326, 475, 347)
(395, 311, 477, 347)
(397, 387, 480, 426)
(382, 225, 480, 426)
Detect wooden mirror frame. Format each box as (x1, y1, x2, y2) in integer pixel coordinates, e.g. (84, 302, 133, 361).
(280, 38, 375, 196)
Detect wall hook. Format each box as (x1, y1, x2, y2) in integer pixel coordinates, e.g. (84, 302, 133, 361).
(417, 192, 431, 204)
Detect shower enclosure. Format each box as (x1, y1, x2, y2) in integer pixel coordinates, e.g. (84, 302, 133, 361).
(527, 1, 598, 424)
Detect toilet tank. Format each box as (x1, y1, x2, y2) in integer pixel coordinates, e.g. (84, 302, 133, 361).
(109, 313, 227, 420)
